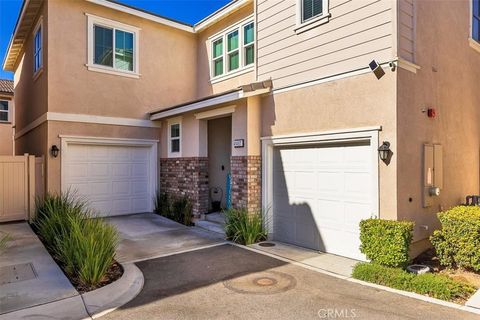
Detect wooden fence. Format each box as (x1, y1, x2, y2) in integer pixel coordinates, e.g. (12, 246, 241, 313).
(0, 154, 44, 222)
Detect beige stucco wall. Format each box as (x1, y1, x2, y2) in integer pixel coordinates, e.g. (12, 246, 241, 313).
(46, 0, 197, 117)
(0, 94, 14, 155)
(397, 0, 480, 243)
(196, 3, 255, 98)
(261, 71, 398, 220)
(13, 2, 48, 133)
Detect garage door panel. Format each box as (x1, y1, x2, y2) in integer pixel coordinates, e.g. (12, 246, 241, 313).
(64, 143, 153, 217)
(272, 142, 374, 260)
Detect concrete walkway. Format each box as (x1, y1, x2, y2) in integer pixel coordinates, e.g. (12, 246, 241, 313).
(0, 222, 88, 319)
(106, 213, 225, 263)
(102, 244, 479, 320)
(250, 241, 358, 277)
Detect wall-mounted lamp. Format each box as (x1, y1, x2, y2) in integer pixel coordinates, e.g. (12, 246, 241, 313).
(50, 145, 59, 158)
(378, 141, 391, 161)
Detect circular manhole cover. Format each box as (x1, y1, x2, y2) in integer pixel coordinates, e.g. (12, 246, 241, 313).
(258, 242, 276, 247)
(223, 270, 296, 295)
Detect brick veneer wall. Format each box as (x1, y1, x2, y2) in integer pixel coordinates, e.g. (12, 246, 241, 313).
(230, 156, 262, 213)
(160, 157, 209, 216)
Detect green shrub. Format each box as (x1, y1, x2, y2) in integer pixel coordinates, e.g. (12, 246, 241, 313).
(154, 193, 193, 226)
(352, 263, 476, 302)
(58, 215, 118, 288)
(359, 219, 414, 267)
(431, 206, 480, 272)
(224, 208, 266, 245)
(171, 196, 193, 226)
(33, 192, 118, 288)
(32, 192, 87, 250)
(153, 191, 170, 216)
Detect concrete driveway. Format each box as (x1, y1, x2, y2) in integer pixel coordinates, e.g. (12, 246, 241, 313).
(106, 213, 225, 263)
(102, 244, 478, 320)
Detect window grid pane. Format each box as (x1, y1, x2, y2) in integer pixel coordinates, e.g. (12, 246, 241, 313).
(244, 23, 254, 44)
(171, 139, 180, 153)
(0, 111, 8, 122)
(94, 25, 113, 67)
(244, 45, 254, 66)
(115, 30, 134, 71)
(34, 28, 42, 72)
(213, 39, 223, 58)
(227, 31, 239, 52)
(303, 0, 323, 22)
(214, 59, 224, 76)
(170, 124, 180, 138)
(229, 51, 239, 71)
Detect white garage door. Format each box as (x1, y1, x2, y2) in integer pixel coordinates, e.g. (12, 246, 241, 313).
(272, 142, 375, 260)
(63, 143, 153, 217)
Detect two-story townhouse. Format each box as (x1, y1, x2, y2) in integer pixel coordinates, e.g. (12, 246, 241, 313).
(3, 0, 480, 261)
(0, 79, 14, 155)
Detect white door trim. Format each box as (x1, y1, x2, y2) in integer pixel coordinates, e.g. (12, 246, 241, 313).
(261, 128, 380, 235)
(60, 136, 158, 213)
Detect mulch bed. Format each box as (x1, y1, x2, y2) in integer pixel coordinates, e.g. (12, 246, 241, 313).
(414, 248, 480, 289)
(72, 261, 124, 294)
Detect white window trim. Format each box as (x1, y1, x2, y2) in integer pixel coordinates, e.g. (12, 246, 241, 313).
(33, 16, 43, 77)
(209, 15, 254, 82)
(0, 100, 10, 123)
(168, 117, 182, 158)
(86, 13, 141, 78)
(295, 0, 330, 34)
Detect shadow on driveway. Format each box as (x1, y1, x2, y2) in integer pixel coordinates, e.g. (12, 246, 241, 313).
(102, 244, 478, 320)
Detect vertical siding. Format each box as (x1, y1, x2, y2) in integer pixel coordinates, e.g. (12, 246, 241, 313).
(257, 0, 395, 88)
(398, 0, 415, 62)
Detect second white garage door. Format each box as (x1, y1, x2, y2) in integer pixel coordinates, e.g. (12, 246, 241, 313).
(272, 142, 375, 260)
(63, 143, 154, 217)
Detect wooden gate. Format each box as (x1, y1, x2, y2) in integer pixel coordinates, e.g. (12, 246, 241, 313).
(0, 154, 42, 222)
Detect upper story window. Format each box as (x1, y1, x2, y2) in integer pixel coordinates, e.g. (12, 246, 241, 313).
(86, 14, 140, 78)
(33, 19, 43, 74)
(296, 0, 330, 34)
(210, 17, 254, 81)
(473, 0, 480, 42)
(0, 101, 9, 122)
(168, 117, 182, 157)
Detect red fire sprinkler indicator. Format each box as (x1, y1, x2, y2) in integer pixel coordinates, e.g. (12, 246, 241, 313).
(427, 108, 436, 118)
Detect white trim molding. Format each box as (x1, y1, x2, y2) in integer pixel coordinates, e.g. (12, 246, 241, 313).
(261, 127, 381, 234)
(59, 135, 158, 213)
(194, 0, 252, 32)
(396, 57, 421, 74)
(167, 117, 182, 158)
(15, 112, 160, 139)
(194, 105, 236, 120)
(86, 0, 193, 33)
(469, 37, 480, 54)
(295, 0, 330, 34)
(86, 13, 141, 78)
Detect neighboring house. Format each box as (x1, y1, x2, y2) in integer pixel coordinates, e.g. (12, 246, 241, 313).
(0, 79, 14, 155)
(3, 0, 480, 260)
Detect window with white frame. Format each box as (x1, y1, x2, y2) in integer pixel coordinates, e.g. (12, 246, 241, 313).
(33, 21, 42, 74)
(87, 14, 139, 76)
(296, 0, 329, 33)
(210, 18, 254, 79)
(0, 101, 9, 122)
(168, 119, 181, 156)
(473, 0, 480, 41)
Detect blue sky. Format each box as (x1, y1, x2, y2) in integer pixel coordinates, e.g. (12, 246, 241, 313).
(0, 0, 230, 80)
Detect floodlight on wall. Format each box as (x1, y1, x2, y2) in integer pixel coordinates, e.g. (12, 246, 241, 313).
(369, 60, 385, 79)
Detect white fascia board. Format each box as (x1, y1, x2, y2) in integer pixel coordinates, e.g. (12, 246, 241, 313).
(150, 90, 242, 120)
(86, 0, 194, 33)
(194, 0, 251, 32)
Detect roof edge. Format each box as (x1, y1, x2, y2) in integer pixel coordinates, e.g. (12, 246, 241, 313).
(194, 0, 252, 32)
